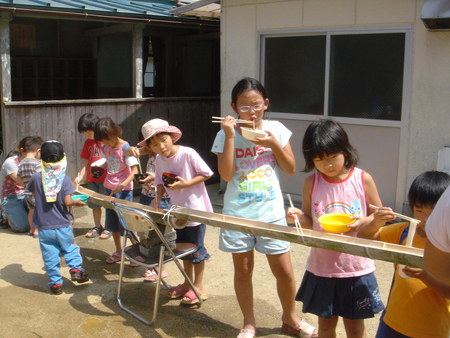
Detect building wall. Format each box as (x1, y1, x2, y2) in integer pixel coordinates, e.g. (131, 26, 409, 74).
(221, 0, 450, 210)
(2, 98, 220, 181)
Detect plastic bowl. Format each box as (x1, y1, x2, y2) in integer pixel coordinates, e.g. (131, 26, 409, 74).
(162, 172, 178, 187)
(134, 173, 149, 184)
(90, 166, 105, 179)
(240, 127, 267, 142)
(318, 213, 355, 233)
(91, 158, 106, 168)
(71, 194, 89, 203)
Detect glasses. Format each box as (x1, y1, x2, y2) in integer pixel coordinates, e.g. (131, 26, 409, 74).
(237, 103, 265, 113)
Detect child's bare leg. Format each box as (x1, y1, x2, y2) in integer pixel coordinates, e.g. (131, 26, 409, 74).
(92, 207, 102, 228)
(233, 251, 256, 332)
(112, 231, 121, 253)
(28, 209, 37, 235)
(343, 318, 366, 338)
(319, 316, 339, 338)
(179, 260, 206, 304)
(181, 260, 205, 292)
(181, 260, 194, 285)
(266, 251, 302, 327)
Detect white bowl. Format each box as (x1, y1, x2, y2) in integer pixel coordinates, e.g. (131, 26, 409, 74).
(91, 158, 107, 168)
(241, 127, 267, 142)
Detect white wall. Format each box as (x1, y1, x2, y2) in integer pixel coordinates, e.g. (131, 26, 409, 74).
(409, 5, 450, 186)
(221, 0, 450, 211)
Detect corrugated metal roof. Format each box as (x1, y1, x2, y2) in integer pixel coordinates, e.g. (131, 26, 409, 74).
(0, 0, 178, 18)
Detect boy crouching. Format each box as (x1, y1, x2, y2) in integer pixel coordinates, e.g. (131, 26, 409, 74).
(27, 141, 88, 294)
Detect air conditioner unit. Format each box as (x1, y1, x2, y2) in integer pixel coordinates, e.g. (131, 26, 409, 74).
(421, 0, 450, 31)
(437, 147, 450, 175)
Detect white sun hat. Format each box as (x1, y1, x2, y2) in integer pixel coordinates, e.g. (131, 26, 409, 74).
(137, 118, 182, 147)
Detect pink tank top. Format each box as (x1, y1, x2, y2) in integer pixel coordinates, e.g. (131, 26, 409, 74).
(306, 167, 375, 278)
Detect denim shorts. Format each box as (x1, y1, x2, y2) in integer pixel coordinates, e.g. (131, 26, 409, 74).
(296, 271, 385, 319)
(219, 218, 290, 255)
(138, 195, 170, 210)
(104, 188, 133, 234)
(86, 181, 106, 209)
(2, 195, 28, 233)
(176, 223, 210, 264)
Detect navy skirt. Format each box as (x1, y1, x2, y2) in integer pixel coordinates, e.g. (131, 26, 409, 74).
(296, 271, 384, 319)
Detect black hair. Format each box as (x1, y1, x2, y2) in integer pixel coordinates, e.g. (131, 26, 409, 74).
(5, 150, 19, 158)
(94, 118, 122, 142)
(231, 77, 268, 104)
(78, 113, 100, 133)
(18, 136, 44, 153)
(302, 119, 358, 172)
(145, 132, 171, 147)
(408, 171, 450, 209)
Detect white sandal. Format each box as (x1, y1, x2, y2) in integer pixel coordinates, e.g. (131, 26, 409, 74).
(237, 328, 255, 338)
(281, 319, 318, 337)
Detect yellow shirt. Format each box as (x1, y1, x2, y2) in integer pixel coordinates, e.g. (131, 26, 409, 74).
(380, 222, 450, 338)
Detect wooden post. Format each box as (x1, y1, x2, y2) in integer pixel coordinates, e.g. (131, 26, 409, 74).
(132, 23, 144, 99)
(0, 12, 12, 153)
(0, 13, 11, 102)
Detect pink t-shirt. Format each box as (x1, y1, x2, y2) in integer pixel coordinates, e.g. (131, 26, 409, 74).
(154, 146, 213, 227)
(103, 142, 135, 191)
(306, 167, 376, 278)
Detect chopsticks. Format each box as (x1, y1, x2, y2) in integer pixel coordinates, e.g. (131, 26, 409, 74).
(136, 156, 142, 174)
(211, 116, 252, 124)
(368, 204, 419, 223)
(287, 194, 304, 236)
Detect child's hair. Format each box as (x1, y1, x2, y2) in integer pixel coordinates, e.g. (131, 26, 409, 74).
(145, 132, 171, 147)
(94, 117, 122, 142)
(302, 119, 358, 172)
(6, 150, 19, 158)
(231, 77, 268, 104)
(78, 113, 100, 133)
(408, 171, 450, 209)
(18, 136, 44, 153)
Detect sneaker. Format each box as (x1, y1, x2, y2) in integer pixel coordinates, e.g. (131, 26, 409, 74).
(69, 268, 89, 283)
(50, 284, 63, 295)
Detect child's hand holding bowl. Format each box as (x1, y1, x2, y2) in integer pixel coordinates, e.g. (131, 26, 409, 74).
(251, 129, 278, 148)
(166, 176, 187, 190)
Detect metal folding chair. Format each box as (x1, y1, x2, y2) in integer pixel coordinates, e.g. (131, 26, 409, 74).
(112, 202, 202, 325)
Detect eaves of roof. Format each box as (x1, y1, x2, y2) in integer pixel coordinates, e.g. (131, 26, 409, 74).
(0, 0, 219, 25)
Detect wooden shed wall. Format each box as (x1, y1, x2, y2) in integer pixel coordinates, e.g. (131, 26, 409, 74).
(2, 97, 220, 182)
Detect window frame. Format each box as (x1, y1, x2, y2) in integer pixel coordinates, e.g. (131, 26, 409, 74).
(258, 25, 413, 128)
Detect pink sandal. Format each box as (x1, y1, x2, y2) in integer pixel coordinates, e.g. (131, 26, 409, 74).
(143, 268, 168, 282)
(106, 251, 121, 264)
(180, 289, 208, 305)
(168, 284, 189, 299)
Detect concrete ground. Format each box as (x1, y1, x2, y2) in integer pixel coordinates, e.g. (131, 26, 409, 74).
(0, 184, 392, 337)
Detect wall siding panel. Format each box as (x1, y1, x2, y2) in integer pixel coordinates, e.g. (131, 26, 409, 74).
(2, 98, 220, 184)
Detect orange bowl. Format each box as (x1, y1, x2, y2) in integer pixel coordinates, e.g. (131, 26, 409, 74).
(318, 213, 355, 233)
